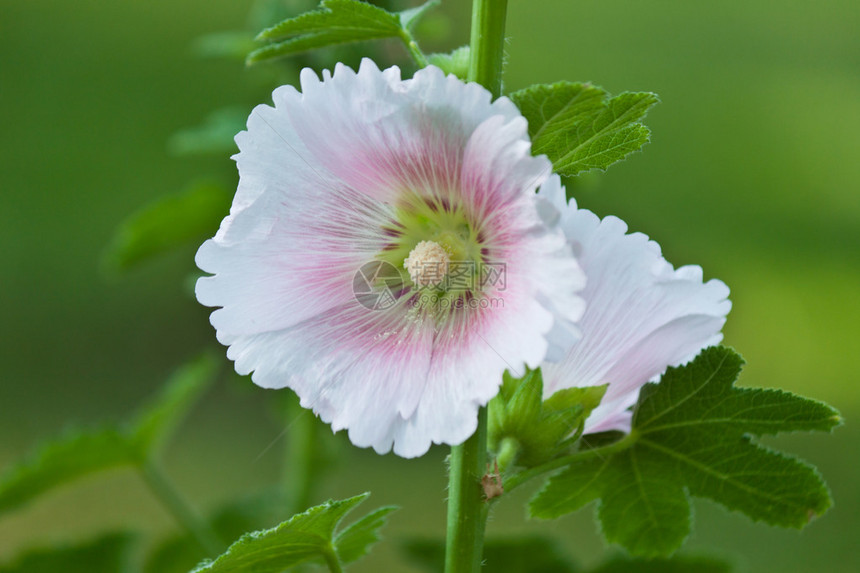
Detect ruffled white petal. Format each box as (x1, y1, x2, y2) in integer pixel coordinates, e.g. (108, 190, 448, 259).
(538, 175, 731, 434)
(197, 61, 584, 457)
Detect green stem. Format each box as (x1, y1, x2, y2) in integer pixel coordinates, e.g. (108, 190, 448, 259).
(140, 461, 224, 556)
(445, 407, 489, 573)
(323, 546, 344, 573)
(443, 3, 509, 572)
(468, 0, 509, 97)
(501, 430, 640, 494)
(400, 31, 429, 68)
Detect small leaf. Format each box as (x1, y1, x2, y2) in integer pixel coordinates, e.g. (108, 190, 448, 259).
(544, 385, 606, 415)
(0, 532, 134, 573)
(0, 356, 216, 516)
(426, 46, 470, 80)
(250, 0, 403, 64)
(530, 346, 840, 557)
(334, 505, 397, 564)
(168, 107, 248, 156)
(191, 493, 392, 572)
(103, 182, 231, 274)
(504, 371, 544, 433)
(131, 353, 220, 455)
(0, 428, 136, 516)
(544, 385, 607, 447)
(510, 82, 658, 176)
(489, 370, 605, 468)
(256, 0, 400, 41)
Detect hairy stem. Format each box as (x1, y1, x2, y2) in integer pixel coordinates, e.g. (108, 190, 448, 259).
(468, 0, 509, 98)
(323, 545, 344, 573)
(400, 31, 429, 68)
(445, 407, 489, 573)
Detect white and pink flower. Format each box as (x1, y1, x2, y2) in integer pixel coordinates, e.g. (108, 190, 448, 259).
(195, 60, 585, 458)
(538, 175, 731, 434)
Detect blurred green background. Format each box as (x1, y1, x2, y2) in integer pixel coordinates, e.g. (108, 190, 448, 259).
(1, 0, 858, 571)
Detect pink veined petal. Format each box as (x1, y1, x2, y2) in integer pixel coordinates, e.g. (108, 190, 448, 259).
(196, 61, 584, 457)
(285, 60, 526, 205)
(538, 175, 731, 434)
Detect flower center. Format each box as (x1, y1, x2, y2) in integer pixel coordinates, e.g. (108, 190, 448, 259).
(376, 194, 488, 306)
(404, 240, 450, 287)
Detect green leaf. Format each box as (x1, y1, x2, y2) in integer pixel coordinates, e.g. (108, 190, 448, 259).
(250, 0, 401, 63)
(131, 353, 220, 455)
(0, 355, 217, 516)
(249, 0, 438, 65)
(168, 107, 247, 156)
(334, 505, 398, 564)
(102, 182, 231, 274)
(544, 386, 606, 413)
(489, 369, 605, 468)
(530, 346, 840, 557)
(596, 451, 690, 557)
(403, 536, 579, 573)
(191, 493, 394, 572)
(0, 532, 134, 573)
(510, 82, 659, 176)
(632, 353, 840, 436)
(427, 46, 470, 80)
(0, 428, 137, 516)
(256, 0, 400, 41)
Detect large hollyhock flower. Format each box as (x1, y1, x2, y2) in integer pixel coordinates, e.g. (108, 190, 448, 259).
(195, 60, 585, 458)
(539, 176, 731, 434)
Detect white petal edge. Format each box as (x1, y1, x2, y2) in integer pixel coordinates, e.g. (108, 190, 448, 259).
(197, 63, 586, 457)
(538, 175, 731, 433)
